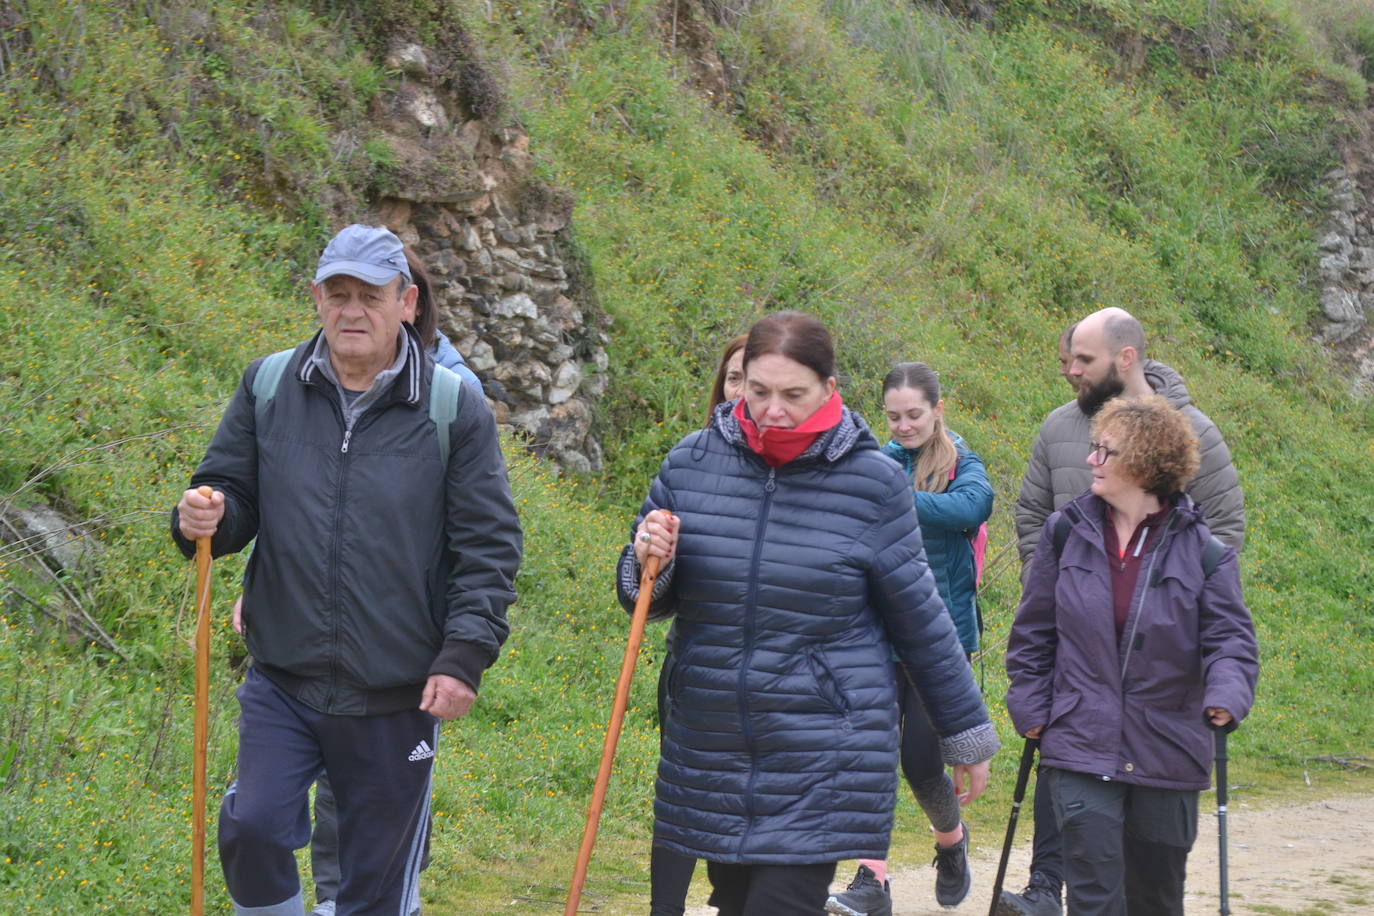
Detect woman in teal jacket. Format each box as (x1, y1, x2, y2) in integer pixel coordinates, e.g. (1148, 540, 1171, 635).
(880, 366, 992, 658)
(829, 361, 993, 916)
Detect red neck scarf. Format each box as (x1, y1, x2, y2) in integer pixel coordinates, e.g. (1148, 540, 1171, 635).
(734, 392, 844, 467)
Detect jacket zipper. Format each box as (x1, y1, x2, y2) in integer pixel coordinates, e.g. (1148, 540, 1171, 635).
(1118, 516, 1179, 681)
(326, 396, 350, 711)
(738, 466, 776, 849)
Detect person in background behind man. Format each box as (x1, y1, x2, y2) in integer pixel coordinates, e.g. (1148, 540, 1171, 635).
(999, 307, 1244, 916)
(1056, 323, 1079, 394)
(403, 244, 485, 395)
(173, 223, 522, 916)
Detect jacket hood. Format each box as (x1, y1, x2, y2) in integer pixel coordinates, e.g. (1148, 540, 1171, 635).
(1143, 359, 1192, 409)
(711, 398, 877, 463)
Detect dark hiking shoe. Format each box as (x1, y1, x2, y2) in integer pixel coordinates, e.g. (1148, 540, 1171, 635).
(932, 823, 971, 907)
(826, 864, 892, 916)
(995, 872, 1063, 916)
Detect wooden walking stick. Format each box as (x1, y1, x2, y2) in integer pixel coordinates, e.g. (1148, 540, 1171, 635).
(563, 539, 668, 915)
(191, 485, 214, 916)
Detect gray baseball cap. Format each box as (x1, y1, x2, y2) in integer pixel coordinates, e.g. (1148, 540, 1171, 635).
(313, 224, 412, 287)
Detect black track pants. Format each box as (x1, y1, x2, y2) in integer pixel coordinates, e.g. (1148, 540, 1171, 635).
(219, 667, 437, 916)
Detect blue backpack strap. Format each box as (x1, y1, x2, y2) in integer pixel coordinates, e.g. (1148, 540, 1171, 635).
(429, 364, 464, 466)
(251, 349, 295, 422)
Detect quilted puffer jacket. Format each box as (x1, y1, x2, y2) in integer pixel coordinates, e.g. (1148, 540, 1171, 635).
(616, 402, 998, 865)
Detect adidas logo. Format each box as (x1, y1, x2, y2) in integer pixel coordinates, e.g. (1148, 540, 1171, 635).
(407, 739, 435, 762)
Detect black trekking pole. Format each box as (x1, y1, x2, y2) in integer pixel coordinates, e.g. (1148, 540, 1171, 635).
(1215, 726, 1230, 916)
(989, 737, 1040, 916)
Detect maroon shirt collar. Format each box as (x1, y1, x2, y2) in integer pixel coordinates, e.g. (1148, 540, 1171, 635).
(1102, 501, 1174, 643)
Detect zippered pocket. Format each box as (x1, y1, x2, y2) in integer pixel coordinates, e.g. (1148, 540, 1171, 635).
(807, 648, 851, 716)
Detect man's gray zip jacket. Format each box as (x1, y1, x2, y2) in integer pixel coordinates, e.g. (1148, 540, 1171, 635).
(616, 402, 998, 865)
(171, 327, 521, 715)
(1015, 359, 1245, 568)
(1006, 493, 1258, 790)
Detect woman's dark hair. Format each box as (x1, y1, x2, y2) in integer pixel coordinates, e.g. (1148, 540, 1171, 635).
(882, 362, 956, 493)
(742, 311, 835, 381)
(706, 334, 748, 424)
(404, 245, 438, 349)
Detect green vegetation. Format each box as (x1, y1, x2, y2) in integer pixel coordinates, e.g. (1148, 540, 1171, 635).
(2, 0, 1372, 911)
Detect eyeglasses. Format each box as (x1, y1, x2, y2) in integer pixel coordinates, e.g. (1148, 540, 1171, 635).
(1088, 441, 1120, 464)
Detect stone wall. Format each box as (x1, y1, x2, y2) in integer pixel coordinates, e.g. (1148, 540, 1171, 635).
(368, 42, 608, 473)
(1316, 167, 1373, 343)
(1317, 164, 1374, 396)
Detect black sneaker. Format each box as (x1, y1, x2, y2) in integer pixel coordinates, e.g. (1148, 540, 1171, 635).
(825, 864, 892, 916)
(995, 872, 1063, 916)
(932, 823, 971, 907)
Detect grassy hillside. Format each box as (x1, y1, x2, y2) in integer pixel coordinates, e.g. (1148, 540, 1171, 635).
(1, 0, 1372, 911)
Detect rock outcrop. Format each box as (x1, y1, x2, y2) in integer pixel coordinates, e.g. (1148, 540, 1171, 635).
(1317, 157, 1374, 396)
(366, 41, 608, 473)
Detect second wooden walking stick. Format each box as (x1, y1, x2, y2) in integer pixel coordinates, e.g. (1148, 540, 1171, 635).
(191, 485, 214, 916)
(563, 545, 666, 915)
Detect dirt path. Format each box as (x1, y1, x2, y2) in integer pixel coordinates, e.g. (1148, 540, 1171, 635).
(683, 792, 1374, 915)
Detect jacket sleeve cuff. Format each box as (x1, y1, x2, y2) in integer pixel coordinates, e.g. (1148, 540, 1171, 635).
(615, 545, 676, 621)
(940, 722, 1001, 765)
(428, 639, 489, 693)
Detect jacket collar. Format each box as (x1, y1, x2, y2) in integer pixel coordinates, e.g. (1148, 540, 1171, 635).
(880, 431, 968, 471)
(1060, 491, 1204, 546)
(712, 398, 875, 465)
(296, 324, 427, 408)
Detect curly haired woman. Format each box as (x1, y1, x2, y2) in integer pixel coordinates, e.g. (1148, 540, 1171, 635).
(1006, 394, 1258, 916)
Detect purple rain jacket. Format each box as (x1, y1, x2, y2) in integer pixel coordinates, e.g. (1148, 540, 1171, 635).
(1006, 492, 1258, 791)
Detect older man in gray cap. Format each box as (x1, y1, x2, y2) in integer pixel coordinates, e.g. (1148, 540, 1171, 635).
(173, 224, 522, 916)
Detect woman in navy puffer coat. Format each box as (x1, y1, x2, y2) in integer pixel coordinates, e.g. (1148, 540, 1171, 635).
(619, 313, 999, 915)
